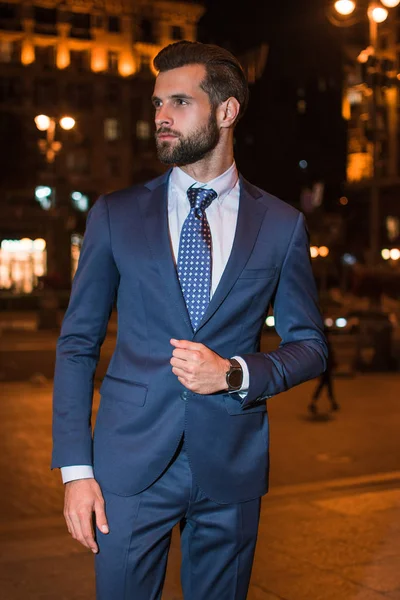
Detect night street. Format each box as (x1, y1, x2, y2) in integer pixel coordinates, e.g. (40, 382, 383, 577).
(1, 373, 400, 599)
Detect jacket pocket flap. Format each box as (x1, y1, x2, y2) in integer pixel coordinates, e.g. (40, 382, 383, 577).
(99, 375, 148, 407)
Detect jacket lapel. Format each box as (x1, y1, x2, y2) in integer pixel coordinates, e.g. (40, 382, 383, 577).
(139, 171, 193, 337)
(195, 176, 268, 335)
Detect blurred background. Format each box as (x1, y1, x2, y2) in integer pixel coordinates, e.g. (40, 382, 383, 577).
(1, 1, 400, 599)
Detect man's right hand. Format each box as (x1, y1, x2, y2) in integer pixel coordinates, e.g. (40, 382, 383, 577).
(64, 478, 109, 554)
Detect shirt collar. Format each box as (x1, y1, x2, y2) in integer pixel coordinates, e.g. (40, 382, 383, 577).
(170, 162, 238, 205)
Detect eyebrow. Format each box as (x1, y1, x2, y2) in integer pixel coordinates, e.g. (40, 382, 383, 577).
(151, 93, 195, 103)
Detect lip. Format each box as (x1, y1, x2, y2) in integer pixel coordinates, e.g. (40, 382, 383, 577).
(157, 134, 178, 140)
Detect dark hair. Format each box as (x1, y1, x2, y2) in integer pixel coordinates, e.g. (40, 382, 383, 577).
(153, 41, 249, 123)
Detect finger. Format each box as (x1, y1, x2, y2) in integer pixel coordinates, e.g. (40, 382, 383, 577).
(64, 512, 76, 539)
(70, 511, 98, 553)
(170, 357, 194, 371)
(170, 339, 203, 351)
(172, 365, 190, 378)
(171, 348, 191, 361)
(94, 498, 109, 535)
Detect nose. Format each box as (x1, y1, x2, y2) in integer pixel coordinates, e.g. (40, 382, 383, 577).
(155, 105, 173, 128)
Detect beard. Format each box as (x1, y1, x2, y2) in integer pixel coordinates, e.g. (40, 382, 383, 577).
(155, 111, 220, 166)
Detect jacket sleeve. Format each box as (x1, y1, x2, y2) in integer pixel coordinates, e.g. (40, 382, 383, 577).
(239, 212, 327, 407)
(51, 195, 119, 469)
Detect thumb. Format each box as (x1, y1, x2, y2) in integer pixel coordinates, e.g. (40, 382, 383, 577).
(94, 499, 109, 534)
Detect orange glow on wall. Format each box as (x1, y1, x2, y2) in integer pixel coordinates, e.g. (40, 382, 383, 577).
(21, 42, 35, 65)
(347, 152, 373, 182)
(57, 46, 70, 69)
(91, 48, 107, 72)
(118, 56, 137, 77)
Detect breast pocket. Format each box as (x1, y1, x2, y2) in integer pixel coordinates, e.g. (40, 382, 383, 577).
(238, 267, 277, 280)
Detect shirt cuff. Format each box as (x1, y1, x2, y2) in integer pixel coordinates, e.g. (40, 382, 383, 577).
(61, 465, 94, 484)
(232, 355, 249, 399)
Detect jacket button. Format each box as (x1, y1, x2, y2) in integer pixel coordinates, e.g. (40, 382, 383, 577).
(181, 391, 188, 400)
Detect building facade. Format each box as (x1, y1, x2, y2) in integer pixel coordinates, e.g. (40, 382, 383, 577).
(0, 0, 203, 297)
(343, 8, 400, 262)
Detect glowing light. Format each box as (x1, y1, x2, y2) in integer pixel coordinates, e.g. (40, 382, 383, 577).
(310, 246, 319, 258)
(389, 248, 400, 260)
(382, 248, 390, 260)
(325, 318, 334, 327)
(20, 238, 33, 251)
(34, 115, 50, 131)
(336, 318, 348, 328)
(370, 6, 388, 23)
(381, 0, 400, 8)
(334, 0, 356, 16)
(343, 253, 357, 265)
(340, 196, 349, 205)
(265, 316, 275, 327)
(33, 238, 46, 251)
(35, 186, 51, 200)
(59, 116, 75, 131)
(319, 246, 330, 258)
(21, 42, 35, 65)
(119, 58, 137, 77)
(299, 160, 308, 170)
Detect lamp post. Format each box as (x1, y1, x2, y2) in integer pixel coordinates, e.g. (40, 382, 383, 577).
(34, 114, 75, 165)
(331, 0, 400, 266)
(34, 114, 76, 327)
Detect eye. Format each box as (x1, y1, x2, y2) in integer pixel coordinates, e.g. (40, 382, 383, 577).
(175, 98, 188, 106)
(153, 99, 162, 109)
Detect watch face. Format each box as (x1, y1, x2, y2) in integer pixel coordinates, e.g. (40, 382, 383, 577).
(229, 369, 243, 389)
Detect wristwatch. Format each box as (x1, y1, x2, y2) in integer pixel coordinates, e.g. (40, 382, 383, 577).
(225, 358, 243, 392)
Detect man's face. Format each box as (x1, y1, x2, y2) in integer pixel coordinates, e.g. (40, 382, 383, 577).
(152, 64, 220, 166)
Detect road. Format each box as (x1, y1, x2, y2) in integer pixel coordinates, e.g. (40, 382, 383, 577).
(1, 373, 400, 599)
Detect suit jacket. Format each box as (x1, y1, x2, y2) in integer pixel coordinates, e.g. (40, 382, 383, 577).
(52, 170, 327, 504)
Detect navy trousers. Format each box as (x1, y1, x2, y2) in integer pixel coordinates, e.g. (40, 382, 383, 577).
(95, 440, 261, 599)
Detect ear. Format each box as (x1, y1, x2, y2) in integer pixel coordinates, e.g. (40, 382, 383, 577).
(217, 97, 241, 129)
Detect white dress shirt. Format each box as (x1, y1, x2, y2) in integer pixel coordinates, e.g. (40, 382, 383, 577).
(61, 163, 250, 484)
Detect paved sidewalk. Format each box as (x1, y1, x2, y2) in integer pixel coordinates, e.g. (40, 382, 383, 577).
(1, 474, 399, 599)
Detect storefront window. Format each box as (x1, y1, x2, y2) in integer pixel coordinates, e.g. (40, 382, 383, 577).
(0, 238, 47, 293)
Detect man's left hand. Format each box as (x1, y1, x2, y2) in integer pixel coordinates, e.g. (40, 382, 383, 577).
(170, 339, 230, 394)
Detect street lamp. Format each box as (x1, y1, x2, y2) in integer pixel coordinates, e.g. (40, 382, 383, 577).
(34, 114, 76, 163)
(331, 0, 400, 266)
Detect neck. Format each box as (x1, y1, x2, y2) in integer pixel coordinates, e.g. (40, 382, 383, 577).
(179, 133, 234, 183)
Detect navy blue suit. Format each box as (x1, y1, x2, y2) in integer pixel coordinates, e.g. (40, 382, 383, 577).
(52, 171, 327, 598)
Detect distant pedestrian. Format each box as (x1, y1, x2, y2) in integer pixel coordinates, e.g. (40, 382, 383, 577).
(309, 330, 339, 414)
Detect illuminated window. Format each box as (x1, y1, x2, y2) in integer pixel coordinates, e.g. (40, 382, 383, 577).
(0, 40, 12, 62)
(104, 118, 120, 141)
(0, 238, 47, 294)
(136, 120, 151, 140)
(387, 216, 399, 242)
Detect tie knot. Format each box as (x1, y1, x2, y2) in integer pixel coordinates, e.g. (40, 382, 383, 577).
(187, 187, 217, 218)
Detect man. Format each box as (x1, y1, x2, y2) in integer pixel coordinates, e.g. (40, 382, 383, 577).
(52, 41, 327, 599)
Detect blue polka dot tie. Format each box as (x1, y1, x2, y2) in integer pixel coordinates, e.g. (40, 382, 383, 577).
(177, 186, 218, 331)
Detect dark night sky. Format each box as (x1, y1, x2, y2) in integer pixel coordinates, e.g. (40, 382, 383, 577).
(196, 0, 347, 206)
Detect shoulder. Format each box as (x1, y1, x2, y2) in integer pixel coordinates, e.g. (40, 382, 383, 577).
(100, 170, 171, 207)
